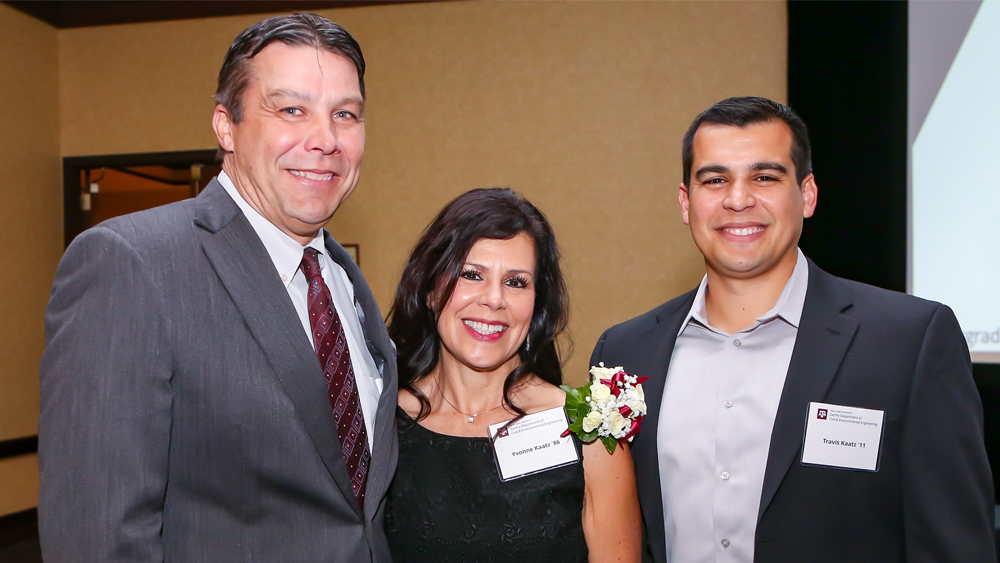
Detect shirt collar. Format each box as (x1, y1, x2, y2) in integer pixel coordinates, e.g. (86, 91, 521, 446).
(678, 248, 810, 336)
(218, 170, 326, 287)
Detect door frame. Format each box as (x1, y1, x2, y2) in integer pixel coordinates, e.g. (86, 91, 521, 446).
(62, 150, 218, 247)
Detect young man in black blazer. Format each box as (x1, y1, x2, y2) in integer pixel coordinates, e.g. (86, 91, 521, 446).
(591, 96, 995, 563)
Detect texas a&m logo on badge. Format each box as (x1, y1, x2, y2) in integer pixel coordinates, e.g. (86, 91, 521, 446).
(817, 409, 828, 420)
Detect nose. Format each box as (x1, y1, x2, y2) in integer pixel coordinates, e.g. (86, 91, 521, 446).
(723, 178, 756, 212)
(479, 279, 506, 311)
(306, 119, 339, 155)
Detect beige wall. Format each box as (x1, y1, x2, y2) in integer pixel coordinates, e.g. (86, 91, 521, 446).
(3, 0, 785, 518)
(0, 2, 59, 515)
(58, 1, 786, 384)
(0, 455, 40, 517)
(337, 1, 787, 382)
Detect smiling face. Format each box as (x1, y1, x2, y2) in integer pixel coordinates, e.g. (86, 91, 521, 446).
(679, 120, 817, 282)
(436, 233, 537, 375)
(213, 43, 365, 244)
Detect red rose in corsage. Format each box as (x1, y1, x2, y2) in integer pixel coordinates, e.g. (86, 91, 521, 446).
(560, 363, 649, 454)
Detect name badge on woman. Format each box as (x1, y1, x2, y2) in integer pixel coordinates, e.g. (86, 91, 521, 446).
(489, 407, 580, 481)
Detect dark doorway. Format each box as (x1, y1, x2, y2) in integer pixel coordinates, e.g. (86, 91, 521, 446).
(0, 509, 41, 563)
(62, 150, 220, 247)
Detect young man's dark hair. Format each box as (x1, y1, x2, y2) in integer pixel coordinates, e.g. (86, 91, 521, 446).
(681, 96, 812, 186)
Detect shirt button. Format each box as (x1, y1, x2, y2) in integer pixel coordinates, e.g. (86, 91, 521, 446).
(281, 274, 288, 282)
(721, 539, 730, 548)
(724, 399, 733, 408)
(721, 470, 730, 480)
(733, 339, 742, 347)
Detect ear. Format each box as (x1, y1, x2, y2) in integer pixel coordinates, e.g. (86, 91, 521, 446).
(213, 104, 236, 153)
(678, 183, 691, 225)
(800, 173, 818, 218)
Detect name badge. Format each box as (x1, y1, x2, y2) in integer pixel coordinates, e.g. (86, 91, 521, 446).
(488, 407, 580, 481)
(801, 402, 885, 472)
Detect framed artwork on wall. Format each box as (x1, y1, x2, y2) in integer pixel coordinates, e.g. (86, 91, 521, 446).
(343, 244, 359, 267)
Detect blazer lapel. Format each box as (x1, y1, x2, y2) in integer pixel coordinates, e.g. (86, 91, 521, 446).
(194, 180, 363, 516)
(633, 289, 697, 563)
(758, 261, 858, 520)
(322, 232, 400, 521)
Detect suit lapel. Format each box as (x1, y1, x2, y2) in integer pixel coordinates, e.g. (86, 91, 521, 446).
(322, 232, 399, 521)
(194, 181, 363, 516)
(633, 290, 697, 563)
(758, 261, 858, 520)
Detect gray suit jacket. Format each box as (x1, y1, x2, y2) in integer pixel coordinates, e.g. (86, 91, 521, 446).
(39, 179, 398, 562)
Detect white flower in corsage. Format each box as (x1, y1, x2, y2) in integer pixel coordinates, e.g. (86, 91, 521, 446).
(560, 363, 649, 454)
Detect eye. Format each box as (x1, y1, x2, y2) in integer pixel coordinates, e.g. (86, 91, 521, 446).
(505, 275, 530, 289)
(281, 107, 304, 116)
(755, 174, 779, 183)
(334, 110, 359, 121)
(460, 268, 482, 281)
(703, 177, 726, 185)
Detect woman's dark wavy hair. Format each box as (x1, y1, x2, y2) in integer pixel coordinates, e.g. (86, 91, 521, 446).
(387, 188, 570, 421)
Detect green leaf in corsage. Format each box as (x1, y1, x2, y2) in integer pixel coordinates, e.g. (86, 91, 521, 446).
(559, 364, 649, 455)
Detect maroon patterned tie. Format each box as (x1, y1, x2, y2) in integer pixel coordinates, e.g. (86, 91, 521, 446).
(299, 248, 370, 508)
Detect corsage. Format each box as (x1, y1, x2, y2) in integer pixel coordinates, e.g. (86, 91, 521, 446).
(560, 363, 648, 454)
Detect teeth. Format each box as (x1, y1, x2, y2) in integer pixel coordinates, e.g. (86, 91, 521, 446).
(726, 226, 764, 236)
(290, 170, 334, 181)
(464, 320, 506, 336)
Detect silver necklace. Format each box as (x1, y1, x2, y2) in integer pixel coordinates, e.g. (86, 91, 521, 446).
(435, 378, 504, 423)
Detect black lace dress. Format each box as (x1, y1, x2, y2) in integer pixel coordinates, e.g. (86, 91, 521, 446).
(386, 407, 588, 563)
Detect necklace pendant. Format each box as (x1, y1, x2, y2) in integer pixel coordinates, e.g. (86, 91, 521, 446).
(468, 416, 475, 423)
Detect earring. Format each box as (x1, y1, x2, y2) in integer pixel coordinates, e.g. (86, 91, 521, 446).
(525, 334, 531, 353)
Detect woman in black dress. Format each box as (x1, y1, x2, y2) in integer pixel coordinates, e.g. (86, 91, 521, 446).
(385, 188, 640, 563)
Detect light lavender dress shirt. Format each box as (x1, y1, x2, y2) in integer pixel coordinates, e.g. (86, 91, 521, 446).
(219, 171, 382, 449)
(657, 249, 808, 562)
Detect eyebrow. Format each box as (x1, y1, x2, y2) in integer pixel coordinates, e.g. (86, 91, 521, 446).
(695, 161, 788, 180)
(265, 89, 365, 113)
(695, 164, 729, 180)
(465, 262, 534, 277)
(750, 161, 788, 174)
(266, 88, 313, 102)
(344, 95, 366, 114)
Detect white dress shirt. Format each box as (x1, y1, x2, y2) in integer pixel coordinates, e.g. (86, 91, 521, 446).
(219, 171, 382, 450)
(657, 249, 809, 562)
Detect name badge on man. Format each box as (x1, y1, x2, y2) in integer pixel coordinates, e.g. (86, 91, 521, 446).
(801, 402, 885, 472)
(489, 407, 580, 481)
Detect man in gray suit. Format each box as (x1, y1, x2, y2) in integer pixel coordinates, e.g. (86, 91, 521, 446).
(38, 13, 397, 562)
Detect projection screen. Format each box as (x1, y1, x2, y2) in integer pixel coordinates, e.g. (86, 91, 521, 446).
(909, 0, 1000, 363)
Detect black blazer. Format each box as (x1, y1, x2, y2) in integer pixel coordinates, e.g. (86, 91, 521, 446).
(591, 260, 995, 563)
